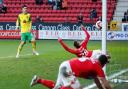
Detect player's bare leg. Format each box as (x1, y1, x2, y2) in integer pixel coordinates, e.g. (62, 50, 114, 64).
(16, 41, 25, 58)
(31, 41, 39, 56)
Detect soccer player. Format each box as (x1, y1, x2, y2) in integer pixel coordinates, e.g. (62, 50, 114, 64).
(30, 74, 81, 89)
(54, 55, 112, 89)
(30, 55, 112, 89)
(58, 25, 103, 59)
(15, 5, 39, 58)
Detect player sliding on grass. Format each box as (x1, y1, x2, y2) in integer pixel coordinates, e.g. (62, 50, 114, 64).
(58, 24, 105, 59)
(30, 74, 81, 89)
(30, 55, 112, 89)
(15, 5, 39, 58)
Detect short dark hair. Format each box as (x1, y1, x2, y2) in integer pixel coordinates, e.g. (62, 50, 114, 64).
(98, 55, 109, 65)
(74, 40, 80, 48)
(22, 5, 27, 8)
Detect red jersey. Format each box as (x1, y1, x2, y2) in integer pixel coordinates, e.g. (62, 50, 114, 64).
(59, 26, 92, 57)
(69, 58, 105, 79)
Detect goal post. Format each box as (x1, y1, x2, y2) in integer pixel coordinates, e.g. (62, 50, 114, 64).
(102, 0, 107, 74)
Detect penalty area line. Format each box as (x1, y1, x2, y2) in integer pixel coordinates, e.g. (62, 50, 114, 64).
(0, 54, 32, 59)
(83, 68, 128, 89)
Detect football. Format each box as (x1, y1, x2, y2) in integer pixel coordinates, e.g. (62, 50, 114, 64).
(96, 20, 102, 30)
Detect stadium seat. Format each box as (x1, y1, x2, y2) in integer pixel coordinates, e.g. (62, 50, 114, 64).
(2, 0, 116, 23)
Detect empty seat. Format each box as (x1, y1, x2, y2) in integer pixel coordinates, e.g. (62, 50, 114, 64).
(2, 0, 116, 23)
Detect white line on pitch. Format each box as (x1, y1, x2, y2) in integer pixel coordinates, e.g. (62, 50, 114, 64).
(83, 68, 128, 89)
(0, 54, 32, 59)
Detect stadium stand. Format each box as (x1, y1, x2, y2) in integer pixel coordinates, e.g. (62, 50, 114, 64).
(122, 10, 128, 22)
(113, 0, 128, 22)
(1, 0, 116, 23)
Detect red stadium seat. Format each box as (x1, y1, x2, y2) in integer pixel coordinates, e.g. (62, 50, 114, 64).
(2, 0, 116, 23)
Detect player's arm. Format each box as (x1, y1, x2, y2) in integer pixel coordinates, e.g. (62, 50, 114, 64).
(95, 64, 112, 89)
(29, 14, 32, 32)
(80, 25, 90, 47)
(95, 77, 112, 89)
(16, 15, 20, 30)
(58, 37, 79, 54)
(94, 77, 104, 89)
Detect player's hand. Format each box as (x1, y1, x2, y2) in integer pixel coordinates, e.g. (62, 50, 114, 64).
(28, 29, 32, 32)
(81, 24, 86, 30)
(81, 24, 84, 28)
(15, 26, 19, 32)
(15, 28, 19, 32)
(58, 37, 62, 42)
(15, 29, 19, 32)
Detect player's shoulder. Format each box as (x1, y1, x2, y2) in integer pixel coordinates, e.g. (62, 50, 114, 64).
(24, 12, 31, 16)
(27, 13, 31, 16)
(90, 59, 99, 65)
(19, 13, 31, 16)
(91, 60, 102, 70)
(18, 13, 22, 16)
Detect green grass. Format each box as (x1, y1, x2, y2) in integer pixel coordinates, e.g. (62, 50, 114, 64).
(0, 40, 128, 89)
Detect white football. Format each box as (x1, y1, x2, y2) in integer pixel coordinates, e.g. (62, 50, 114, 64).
(96, 21, 102, 30)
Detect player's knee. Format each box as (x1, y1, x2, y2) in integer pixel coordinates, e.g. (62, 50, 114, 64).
(31, 41, 36, 43)
(20, 41, 26, 45)
(31, 37, 36, 42)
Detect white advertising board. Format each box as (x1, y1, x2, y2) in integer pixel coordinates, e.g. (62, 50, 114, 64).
(39, 30, 128, 40)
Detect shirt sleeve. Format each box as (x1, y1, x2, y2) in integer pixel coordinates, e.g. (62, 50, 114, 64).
(80, 26, 90, 49)
(29, 14, 32, 22)
(59, 40, 80, 54)
(95, 64, 105, 78)
(16, 15, 20, 23)
(16, 15, 20, 28)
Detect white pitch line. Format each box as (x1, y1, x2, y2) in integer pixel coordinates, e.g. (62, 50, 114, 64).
(83, 68, 128, 89)
(0, 54, 32, 59)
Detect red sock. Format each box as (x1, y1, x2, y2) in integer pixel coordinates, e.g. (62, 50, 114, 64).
(37, 79, 55, 89)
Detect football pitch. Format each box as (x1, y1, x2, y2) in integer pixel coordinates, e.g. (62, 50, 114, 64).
(0, 40, 128, 89)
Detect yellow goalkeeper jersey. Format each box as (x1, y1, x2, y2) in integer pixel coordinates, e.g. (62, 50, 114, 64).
(16, 13, 32, 33)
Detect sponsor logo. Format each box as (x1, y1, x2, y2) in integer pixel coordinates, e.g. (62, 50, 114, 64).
(108, 32, 115, 39)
